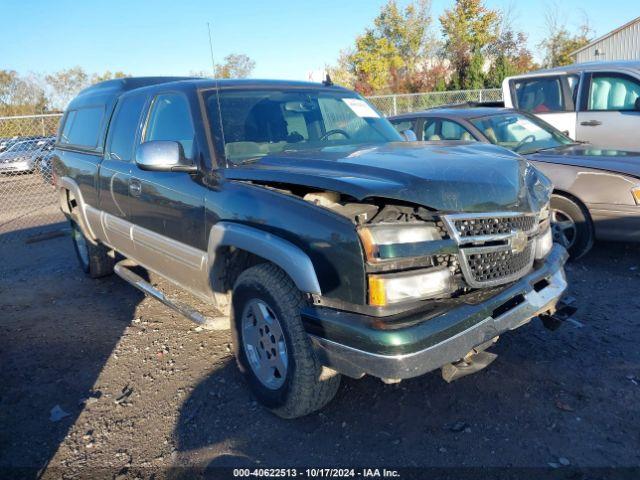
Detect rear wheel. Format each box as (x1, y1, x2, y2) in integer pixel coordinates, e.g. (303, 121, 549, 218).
(70, 220, 114, 278)
(550, 193, 594, 260)
(231, 263, 341, 418)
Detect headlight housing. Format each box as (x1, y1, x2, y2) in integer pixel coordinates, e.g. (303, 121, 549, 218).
(632, 187, 640, 205)
(358, 223, 441, 263)
(535, 225, 553, 259)
(368, 267, 453, 306)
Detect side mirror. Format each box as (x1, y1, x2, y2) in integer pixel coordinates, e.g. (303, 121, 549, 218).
(635, 97, 640, 111)
(401, 129, 417, 142)
(135, 141, 196, 172)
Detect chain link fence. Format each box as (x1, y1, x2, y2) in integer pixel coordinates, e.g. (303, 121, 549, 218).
(367, 88, 503, 116)
(0, 113, 64, 244)
(0, 88, 503, 244)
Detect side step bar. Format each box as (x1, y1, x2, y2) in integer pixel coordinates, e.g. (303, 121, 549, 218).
(114, 259, 229, 330)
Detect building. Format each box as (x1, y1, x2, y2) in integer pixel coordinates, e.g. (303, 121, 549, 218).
(571, 16, 640, 63)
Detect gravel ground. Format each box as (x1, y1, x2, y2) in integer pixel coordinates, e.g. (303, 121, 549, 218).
(1, 228, 639, 478)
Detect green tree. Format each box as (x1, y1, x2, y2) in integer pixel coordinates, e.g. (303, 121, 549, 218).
(45, 66, 89, 110)
(327, 0, 436, 94)
(539, 12, 592, 67)
(91, 70, 128, 83)
(440, 0, 500, 90)
(215, 54, 256, 79)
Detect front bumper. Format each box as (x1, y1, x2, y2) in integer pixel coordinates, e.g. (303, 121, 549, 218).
(305, 244, 568, 380)
(0, 160, 33, 173)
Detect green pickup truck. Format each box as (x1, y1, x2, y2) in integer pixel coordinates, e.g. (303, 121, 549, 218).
(52, 77, 571, 418)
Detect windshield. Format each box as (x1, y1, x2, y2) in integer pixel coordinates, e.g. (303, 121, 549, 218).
(204, 88, 402, 165)
(470, 113, 573, 154)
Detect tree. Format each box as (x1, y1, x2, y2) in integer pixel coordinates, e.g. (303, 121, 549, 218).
(327, 0, 437, 94)
(90, 70, 128, 84)
(214, 54, 256, 79)
(45, 66, 89, 111)
(0, 70, 48, 116)
(440, 0, 500, 90)
(539, 10, 593, 67)
(485, 13, 537, 88)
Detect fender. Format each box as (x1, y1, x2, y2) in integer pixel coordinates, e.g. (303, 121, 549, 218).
(57, 176, 98, 241)
(208, 222, 322, 295)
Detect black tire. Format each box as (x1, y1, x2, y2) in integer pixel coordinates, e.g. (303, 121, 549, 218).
(231, 263, 341, 419)
(70, 220, 114, 278)
(550, 193, 594, 260)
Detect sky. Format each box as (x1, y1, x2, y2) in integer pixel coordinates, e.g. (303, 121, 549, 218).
(0, 0, 634, 81)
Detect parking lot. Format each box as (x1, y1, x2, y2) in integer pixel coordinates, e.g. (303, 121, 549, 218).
(1, 224, 639, 477)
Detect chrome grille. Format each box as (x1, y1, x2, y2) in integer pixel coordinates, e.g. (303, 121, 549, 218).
(443, 212, 538, 288)
(453, 215, 537, 238)
(464, 243, 534, 284)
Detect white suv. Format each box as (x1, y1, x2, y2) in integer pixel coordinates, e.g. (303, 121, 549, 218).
(503, 61, 640, 150)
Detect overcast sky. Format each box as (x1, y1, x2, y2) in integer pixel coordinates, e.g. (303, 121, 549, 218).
(1, 0, 632, 80)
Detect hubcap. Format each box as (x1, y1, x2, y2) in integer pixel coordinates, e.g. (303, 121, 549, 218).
(73, 226, 89, 267)
(551, 209, 577, 249)
(241, 299, 288, 390)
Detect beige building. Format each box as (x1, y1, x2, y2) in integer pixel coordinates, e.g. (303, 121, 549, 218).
(571, 16, 640, 63)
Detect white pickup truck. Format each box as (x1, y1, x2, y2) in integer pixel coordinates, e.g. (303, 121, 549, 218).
(502, 60, 640, 150)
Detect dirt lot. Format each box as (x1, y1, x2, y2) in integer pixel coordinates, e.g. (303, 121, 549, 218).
(1, 225, 639, 478)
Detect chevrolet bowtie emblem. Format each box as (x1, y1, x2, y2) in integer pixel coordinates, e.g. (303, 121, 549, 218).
(509, 230, 528, 254)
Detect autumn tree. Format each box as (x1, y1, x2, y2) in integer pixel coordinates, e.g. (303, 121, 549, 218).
(485, 13, 537, 88)
(328, 0, 436, 94)
(440, 0, 500, 90)
(215, 54, 256, 79)
(539, 10, 593, 67)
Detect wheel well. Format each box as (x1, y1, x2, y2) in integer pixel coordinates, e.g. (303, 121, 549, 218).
(210, 246, 268, 294)
(552, 189, 593, 227)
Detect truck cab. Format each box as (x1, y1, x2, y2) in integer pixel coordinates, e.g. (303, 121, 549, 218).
(503, 60, 640, 150)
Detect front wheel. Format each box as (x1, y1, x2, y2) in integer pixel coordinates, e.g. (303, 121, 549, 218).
(231, 263, 341, 418)
(550, 194, 594, 260)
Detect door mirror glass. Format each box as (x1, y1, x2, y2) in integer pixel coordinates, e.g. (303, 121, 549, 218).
(135, 141, 196, 172)
(401, 129, 417, 142)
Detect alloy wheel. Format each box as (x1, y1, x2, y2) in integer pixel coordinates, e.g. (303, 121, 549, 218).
(241, 299, 288, 390)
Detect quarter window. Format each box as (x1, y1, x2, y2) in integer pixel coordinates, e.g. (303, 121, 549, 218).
(588, 74, 640, 111)
(59, 106, 105, 148)
(107, 94, 147, 161)
(512, 76, 566, 113)
(144, 93, 195, 159)
(423, 119, 475, 141)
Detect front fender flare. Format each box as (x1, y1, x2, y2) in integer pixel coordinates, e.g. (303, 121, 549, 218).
(207, 222, 322, 294)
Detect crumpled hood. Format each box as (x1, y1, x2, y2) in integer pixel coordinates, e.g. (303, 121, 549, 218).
(527, 145, 640, 179)
(224, 142, 551, 213)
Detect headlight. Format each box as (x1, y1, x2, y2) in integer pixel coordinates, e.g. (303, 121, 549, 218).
(358, 223, 441, 263)
(632, 187, 640, 205)
(368, 267, 453, 306)
(535, 225, 553, 259)
(539, 201, 551, 221)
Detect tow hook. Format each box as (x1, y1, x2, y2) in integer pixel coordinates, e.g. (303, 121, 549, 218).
(539, 301, 578, 331)
(441, 337, 499, 383)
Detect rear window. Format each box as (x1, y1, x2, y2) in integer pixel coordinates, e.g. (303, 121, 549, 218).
(59, 106, 105, 149)
(512, 76, 567, 113)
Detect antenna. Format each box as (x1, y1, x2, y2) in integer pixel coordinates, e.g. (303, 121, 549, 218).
(207, 22, 226, 161)
(207, 22, 216, 77)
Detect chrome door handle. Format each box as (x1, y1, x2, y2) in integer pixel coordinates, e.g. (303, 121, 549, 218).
(129, 179, 142, 196)
(580, 120, 602, 127)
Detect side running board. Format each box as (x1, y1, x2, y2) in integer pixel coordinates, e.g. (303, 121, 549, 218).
(114, 259, 229, 330)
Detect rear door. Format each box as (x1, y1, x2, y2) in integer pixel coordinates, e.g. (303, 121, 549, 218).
(576, 71, 640, 149)
(509, 75, 578, 138)
(98, 93, 148, 256)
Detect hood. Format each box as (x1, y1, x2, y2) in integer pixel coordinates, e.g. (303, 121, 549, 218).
(527, 145, 640, 178)
(224, 142, 551, 213)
